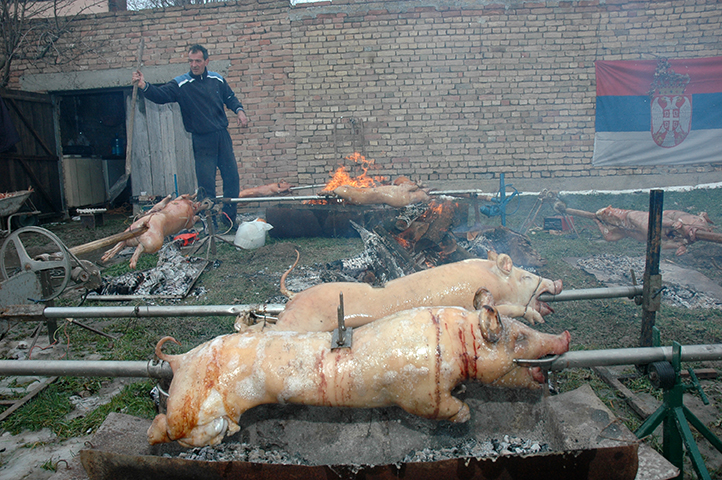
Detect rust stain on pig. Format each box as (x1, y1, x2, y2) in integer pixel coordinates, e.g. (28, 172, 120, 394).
(178, 347, 220, 439)
(333, 349, 352, 404)
(431, 310, 442, 418)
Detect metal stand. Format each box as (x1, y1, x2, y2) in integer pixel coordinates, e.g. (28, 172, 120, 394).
(479, 173, 520, 227)
(635, 340, 722, 480)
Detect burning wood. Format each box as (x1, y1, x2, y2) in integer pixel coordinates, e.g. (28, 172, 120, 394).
(561, 204, 717, 255)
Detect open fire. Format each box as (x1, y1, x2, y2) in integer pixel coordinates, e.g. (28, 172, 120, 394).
(307, 153, 387, 205)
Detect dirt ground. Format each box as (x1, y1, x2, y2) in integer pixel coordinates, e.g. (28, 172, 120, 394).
(2, 188, 722, 479)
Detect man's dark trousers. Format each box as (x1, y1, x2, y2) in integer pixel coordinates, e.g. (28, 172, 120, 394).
(192, 129, 239, 223)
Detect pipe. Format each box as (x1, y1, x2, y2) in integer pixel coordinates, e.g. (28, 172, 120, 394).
(41, 304, 286, 319)
(538, 286, 642, 303)
(229, 195, 329, 203)
(6, 344, 721, 380)
(0, 360, 173, 380)
(515, 344, 722, 371)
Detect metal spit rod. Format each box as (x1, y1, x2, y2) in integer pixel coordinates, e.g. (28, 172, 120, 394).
(0, 359, 173, 380)
(31, 304, 286, 319)
(223, 188, 501, 204)
(515, 344, 722, 371)
(538, 285, 642, 303)
(5, 287, 640, 320)
(1, 344, 721, 380)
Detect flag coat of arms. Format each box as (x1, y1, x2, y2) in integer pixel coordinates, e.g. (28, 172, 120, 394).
(593, 57, 722, 166)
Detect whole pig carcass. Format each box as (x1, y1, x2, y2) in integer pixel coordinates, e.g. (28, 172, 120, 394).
(148, 303, 571, 447)
(331, 182, 431, 208)
(238, 180, 292, 198)
(260, 250, 562, 332)
(101, 194, 203, 269)
(593, 206, 714, 255)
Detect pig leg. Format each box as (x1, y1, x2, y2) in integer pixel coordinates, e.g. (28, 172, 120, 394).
(440, 396, 471, 423)
(101, 240, 127, 263)
(473, 287, 544, 325)
(148, 414, 172, 444)
(129, 243, 145, 269)
(147, 414, 235, 447)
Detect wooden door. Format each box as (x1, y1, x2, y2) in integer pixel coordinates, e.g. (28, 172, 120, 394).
(0, 89, 64, 217)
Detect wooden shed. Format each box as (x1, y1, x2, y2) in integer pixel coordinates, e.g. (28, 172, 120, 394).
(0, 88, 64, 220)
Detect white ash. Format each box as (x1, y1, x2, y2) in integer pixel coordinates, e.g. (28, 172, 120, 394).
(95, 242, 206, 297)
(457, 236, 495, 260)
(576, 254, 722, 310)
(403, 436, 547, 462)
(172, 436, 547, 465)
(175, 443, 307, 465)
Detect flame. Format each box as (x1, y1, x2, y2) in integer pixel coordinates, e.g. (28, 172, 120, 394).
(306, 153, 386, 204)
(322, 153, 384, 192)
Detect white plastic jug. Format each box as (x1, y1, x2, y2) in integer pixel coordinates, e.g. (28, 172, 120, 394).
(234, 218, 273, 249)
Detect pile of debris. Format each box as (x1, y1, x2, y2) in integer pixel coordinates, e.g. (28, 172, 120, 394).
(91, 242, 207, 298)
(317, 200, 546, 287)
(577, 254, 722, 310)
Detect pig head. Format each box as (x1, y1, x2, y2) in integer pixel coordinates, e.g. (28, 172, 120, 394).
(101, 194, 202, 269)
(266, 250, 562, 333)
(149, 305, 570, 447)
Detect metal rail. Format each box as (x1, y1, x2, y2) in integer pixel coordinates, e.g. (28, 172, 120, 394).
(515, 344, 722, 371)
(539, 285, 642, 303)
(3, 285, 644, 321)
(223, 188, 501, 204)
(1, 344, 720, 380)
(0, 360, 173, 380)
(2, 304, 286, 320)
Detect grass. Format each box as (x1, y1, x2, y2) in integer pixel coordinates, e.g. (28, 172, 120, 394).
(2, 187, 722, 476)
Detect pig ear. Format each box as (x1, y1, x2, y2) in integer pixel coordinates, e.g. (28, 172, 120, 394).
(473, 287, 495, 310)
(487, 250, 498, 261)
(478, 305, 503, 343)
(496, 253, 513, 276)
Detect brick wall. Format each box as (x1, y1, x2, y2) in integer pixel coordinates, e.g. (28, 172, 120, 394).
(10, 0, 722, 192)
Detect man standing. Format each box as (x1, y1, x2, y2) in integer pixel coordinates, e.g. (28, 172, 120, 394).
(132, 44, 248, 226)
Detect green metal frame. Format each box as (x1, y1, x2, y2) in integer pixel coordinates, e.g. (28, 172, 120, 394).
(635, 341, 722, 480)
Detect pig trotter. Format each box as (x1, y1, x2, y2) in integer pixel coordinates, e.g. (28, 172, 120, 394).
(445, 400, 471, 423)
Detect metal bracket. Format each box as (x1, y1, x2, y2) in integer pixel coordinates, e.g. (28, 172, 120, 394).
(331, 292, 353, 349)
(643, 273, 663, 312)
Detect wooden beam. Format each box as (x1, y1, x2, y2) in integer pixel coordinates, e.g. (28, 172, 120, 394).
(68, 225, 149, 256)
(0, 377, 57, 423)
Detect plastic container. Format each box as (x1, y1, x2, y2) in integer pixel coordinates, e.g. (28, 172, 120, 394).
(234, 218, 273, 249)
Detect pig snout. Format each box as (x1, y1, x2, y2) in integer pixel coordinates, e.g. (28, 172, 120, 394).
(534, 279, 562, 317)
(530, 330, 570, 383)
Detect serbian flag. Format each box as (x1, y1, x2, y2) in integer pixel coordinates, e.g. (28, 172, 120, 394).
(593, 57, 722, 166)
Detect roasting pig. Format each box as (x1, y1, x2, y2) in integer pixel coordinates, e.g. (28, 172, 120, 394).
(101, 194, 203, 269)
(258, 250, 561, 333)
(238, 180, 292, 198)
(593, 206, 714, 255)
(148, 303, 571, 447)
(331, 182, 431, 208)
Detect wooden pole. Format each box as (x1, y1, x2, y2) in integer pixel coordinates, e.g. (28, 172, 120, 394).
(640, 190, 663, 348)
(68, 225, 148, 257)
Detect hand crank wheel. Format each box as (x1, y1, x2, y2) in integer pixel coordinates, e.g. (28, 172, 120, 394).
(0, 226, 72, 301)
